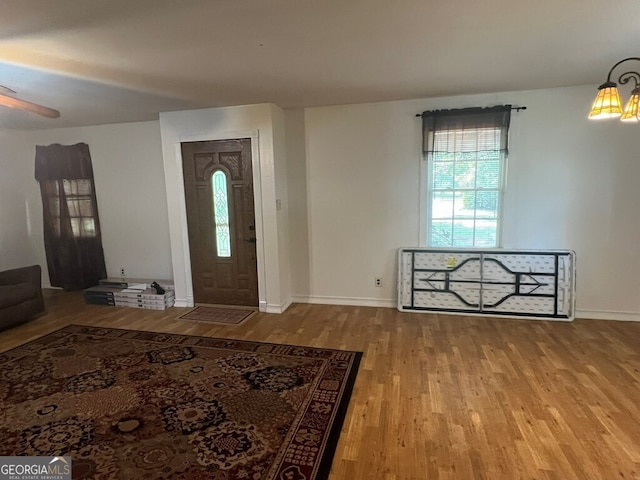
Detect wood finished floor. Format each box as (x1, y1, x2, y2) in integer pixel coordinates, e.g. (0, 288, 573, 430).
(1, 291, 640, 479)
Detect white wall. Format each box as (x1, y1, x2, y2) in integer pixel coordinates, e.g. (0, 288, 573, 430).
(0, 121, 172, 285)
(3, 84, 638, 321)
(271, 105, 291, 306)
(0, 129, 41, 271)
(285, 109, 310, 297)
(298, 101, 422, 307)
(159, 104, 291, 312)
(297, 85, 640, 319)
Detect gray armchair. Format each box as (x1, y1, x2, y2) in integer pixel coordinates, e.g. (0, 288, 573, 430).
(0, 265, 45, 331)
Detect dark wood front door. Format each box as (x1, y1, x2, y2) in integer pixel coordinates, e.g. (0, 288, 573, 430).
(181, 139, 258, 306)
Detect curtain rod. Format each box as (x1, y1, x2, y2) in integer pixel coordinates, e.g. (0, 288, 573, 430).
(415, 106, 526, 118)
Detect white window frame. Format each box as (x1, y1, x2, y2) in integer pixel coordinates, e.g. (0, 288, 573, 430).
(420, 126, 509, 248)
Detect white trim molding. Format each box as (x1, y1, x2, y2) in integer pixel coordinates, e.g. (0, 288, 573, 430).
(159, 104, 290, 315)
(173, 298, 192, 308)
(266, 298, 293, 314)
(576, 309, 640, 322)
(291, 297, 640, 322)
(291, 295, 396, 309)
(171, 130, 266, 312)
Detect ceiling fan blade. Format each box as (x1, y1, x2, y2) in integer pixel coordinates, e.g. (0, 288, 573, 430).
(0, 92, 60, 118)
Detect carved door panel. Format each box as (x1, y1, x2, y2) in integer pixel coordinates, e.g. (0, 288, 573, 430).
(181, 139, 258, 306)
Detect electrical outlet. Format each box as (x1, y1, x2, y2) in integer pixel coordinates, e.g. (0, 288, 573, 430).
(375, 277, 382, 287)
(120, 267, 126, 276)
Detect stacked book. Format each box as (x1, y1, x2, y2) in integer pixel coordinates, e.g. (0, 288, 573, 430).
(84, 278, 175, 310)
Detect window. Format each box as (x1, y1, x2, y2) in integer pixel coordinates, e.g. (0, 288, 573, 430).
(34, 142, 106, 290)
(422, 106, 511, 248)
(45, 179, 97, 238)
(212, 170, 231, 257)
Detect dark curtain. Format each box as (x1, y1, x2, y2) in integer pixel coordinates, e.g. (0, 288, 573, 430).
(421, 105, 512, 154)
(34, 143, 106, 290)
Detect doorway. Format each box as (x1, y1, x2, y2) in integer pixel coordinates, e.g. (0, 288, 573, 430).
(181, 138, 258, 306)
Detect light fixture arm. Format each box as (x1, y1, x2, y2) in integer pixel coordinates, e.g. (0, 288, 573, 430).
(603, 57, 640, 84)
(618, 71, 640, 90)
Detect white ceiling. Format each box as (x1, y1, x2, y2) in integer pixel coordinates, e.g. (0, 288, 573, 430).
(0, 0, 638, 130)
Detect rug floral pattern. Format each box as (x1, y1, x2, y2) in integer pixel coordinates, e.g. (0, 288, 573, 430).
(0, 326, 361, 480)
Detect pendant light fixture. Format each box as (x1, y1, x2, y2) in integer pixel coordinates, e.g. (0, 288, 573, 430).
(589, 57, 640, 123)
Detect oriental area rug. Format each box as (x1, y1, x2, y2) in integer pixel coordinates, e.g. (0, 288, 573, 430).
(0, 325, 362, 480)
(179, 305, 257, 325)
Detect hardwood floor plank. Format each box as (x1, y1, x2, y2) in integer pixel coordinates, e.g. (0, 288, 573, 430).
(1, 291, 640, 479)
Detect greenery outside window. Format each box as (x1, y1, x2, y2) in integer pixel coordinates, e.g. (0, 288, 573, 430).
(422, 106, 511, 248)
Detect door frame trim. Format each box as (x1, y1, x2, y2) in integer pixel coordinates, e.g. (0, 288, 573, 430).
(173, 130, 266, 310)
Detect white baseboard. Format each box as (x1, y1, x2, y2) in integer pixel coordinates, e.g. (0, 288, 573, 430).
(291, 295, 396, 309)
(291, 297, 640, 322)
(174, 298, 193, 308)
(117, 292, 640, 322)
(576, 309, 640, 322)
(265, 298, 293, 314)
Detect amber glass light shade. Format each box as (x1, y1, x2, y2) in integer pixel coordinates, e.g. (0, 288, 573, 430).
(588, 82, 623, 119)
(620, 88, 640, 122)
